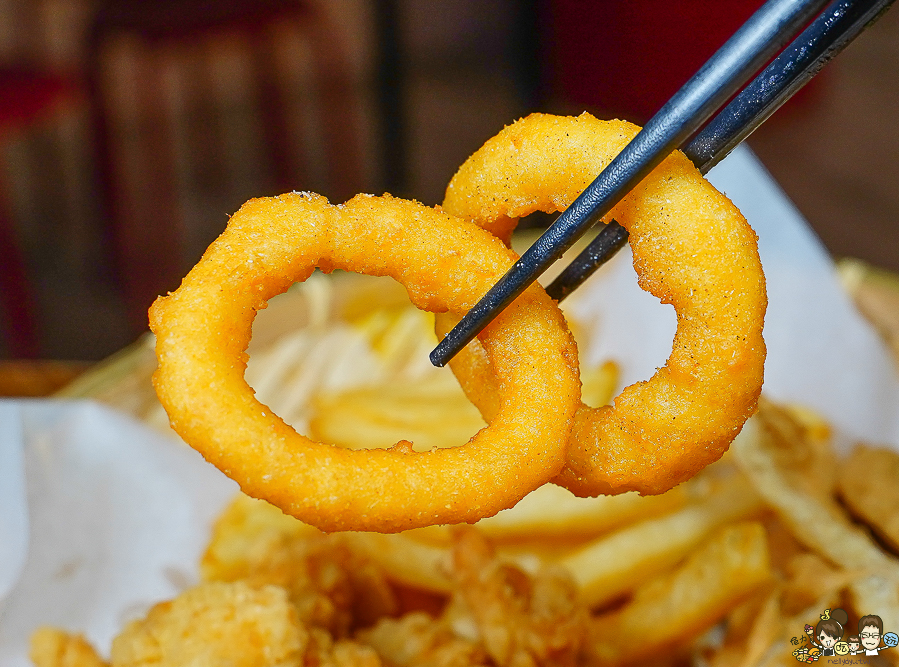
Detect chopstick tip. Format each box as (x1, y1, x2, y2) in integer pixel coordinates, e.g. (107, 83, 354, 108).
(429, 341, 450, 368)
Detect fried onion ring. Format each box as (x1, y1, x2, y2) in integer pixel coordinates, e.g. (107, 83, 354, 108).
(437, 113, 767, 497)
(150, 192, 580, 533)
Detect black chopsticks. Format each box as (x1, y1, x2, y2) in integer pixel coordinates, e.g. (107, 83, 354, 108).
(545, 0, 895, 303)
(430, 0, 893, 368)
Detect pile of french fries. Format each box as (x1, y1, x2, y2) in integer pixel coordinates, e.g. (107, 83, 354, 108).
(222, 272, 899, 666)
(53, 270, 899, 666)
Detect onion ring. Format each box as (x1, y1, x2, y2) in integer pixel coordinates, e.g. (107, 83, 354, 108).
(149, 192, 580, 533)
(437, 113, 767, 496)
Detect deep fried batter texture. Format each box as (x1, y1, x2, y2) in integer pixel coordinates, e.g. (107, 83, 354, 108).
(360, 613, 490, 667)
(110, 582, 306, 666)
(110, 581, 380, 667)
(30, 628, 107, 667)
(150, 192, 580, 532)
(201, 494, 397, 634)
(440, 113, 767, 496)
(447, 527, 588, 667)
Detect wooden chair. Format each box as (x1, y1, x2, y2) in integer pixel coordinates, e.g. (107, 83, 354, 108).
(0, 67, 81, 358)
(86, 0, 364, 335)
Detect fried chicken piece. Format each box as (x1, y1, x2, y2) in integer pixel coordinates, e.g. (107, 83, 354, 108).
(448, 527, 588, 667)
(110, 582, 306, 667)
(201, 494, 322, 579)
(202, 494, 397, 634)
(30, 628, 107, 667)
(306, 627, 384, 667)
(109, 581, 381, 667)
(360, 612, 489, 667)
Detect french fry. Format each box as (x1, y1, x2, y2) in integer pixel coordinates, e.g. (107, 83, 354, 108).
(586, 522, 772, 666)
(201, 494, 322, 582)
(838, 443, 899, 554)
(343, 532, 454, 594)
(732, 408, 899, 637)
(248, 285, 449, 437)
(352, 307, 436, 369)
(716, 579, 862, 667)
(561, 475, 764, 608)
(30, 628, 106, 667)
(246, 325, 388, 431)
(338, 273, 418, 323)
(780, 552, 863, 616)
(747, 400, 838, 503)
(579, 360, 619, 408)
(309, 373, 486, 452)
(405, 482, 689, 547)
(723, 591, 782, 667)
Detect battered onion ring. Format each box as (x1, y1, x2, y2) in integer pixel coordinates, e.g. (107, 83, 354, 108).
(150, 192, 580, 533)
(437, 113, 767, 497)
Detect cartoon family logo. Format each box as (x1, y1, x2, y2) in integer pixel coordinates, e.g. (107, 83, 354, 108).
(790, 608, 899, 662)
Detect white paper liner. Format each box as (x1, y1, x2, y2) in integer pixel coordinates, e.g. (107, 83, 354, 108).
(0, 401, 236, 666)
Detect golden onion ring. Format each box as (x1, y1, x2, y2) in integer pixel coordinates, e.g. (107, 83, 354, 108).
(438, 113, 767, 496)
(150, 192, 580, 532)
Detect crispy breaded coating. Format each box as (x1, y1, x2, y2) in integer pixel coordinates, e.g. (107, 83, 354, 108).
(359, 613, 489, 667)
(201, 494, 322, 581)
(109, 580, 381, 667)
(150, 192, 580, 532)
(202, 494, 397, 634)
(110, 581, 305, 667)
(448, 527, 587, 667)
(441, 113, 766, 497)
(305, 627, 383, 667)
(30, 628, 107, 667)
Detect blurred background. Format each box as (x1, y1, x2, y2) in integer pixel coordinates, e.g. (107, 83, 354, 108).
(1, 0, 898, 363)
